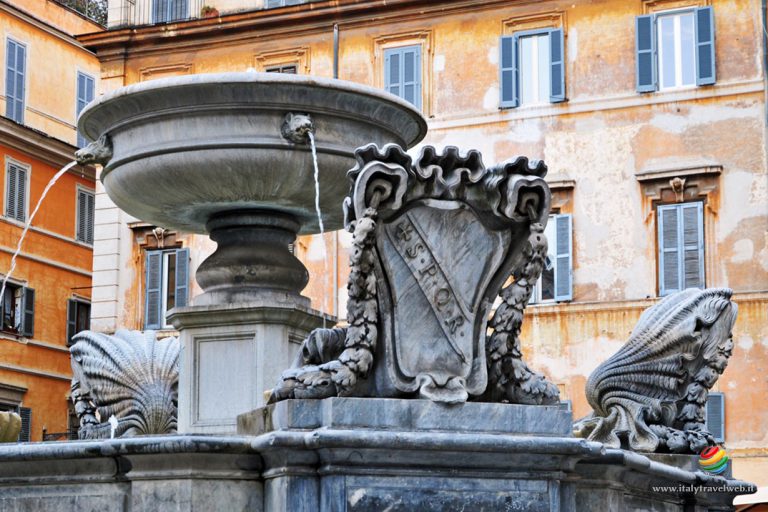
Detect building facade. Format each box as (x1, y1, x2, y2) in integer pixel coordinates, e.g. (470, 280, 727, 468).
(79, 0, 767, 486)
(0, 0, 101, 441)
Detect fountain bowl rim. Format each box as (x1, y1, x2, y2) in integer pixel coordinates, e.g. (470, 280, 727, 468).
(77, 71, 428, 146)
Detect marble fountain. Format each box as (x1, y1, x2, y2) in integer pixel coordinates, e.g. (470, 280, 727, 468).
(0, 72, 755, 511)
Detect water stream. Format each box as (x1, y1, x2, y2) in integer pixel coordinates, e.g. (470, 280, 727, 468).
(0, 161, 78, 306)
(307, 133, 329, 326)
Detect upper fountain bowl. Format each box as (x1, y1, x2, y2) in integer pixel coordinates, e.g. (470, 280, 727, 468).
(78, 72, 427, 234)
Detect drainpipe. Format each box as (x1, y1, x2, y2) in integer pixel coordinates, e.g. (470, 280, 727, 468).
(333, 23, 339, 79)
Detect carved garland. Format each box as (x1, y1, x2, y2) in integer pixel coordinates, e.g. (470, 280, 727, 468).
(486, 211, 560, 405)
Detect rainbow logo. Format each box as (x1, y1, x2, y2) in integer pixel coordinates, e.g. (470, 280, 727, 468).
(699, 446, 729, 475)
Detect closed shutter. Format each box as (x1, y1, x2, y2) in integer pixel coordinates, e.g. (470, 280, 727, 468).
(21, 287, 34, 337)
(705, 392, 725, 442)
(152, 0, 168, 22)
(636, 15, 657, 92)
(18, 406, 31, 442)
(145, 251, 163, 329)
(76, 73, 95, 148)
(171, 0, 188, 21)
(174, 248, 189, 308)
(499, 35, 519, 108)
(658, 203, 704, 296)
(66, 298, 77, 346)
(695, 6, 716, 85)
(549, 29, 566, 103)
(5, 39, 25, 123)
(384, 46, 422, 110)
(681, 202, 704, 288)
(6, 163, 26, 222)
(77, 190, 95, 244)
(553, 214, 573, 301)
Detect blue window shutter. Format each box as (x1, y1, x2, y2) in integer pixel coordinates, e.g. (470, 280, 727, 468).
(384, 46, 422, 110)
(554, 214, 573, 301)
(658, 204, 681, 296)
(681, 202, 704, 289)
(66, 298, 77, 346)
(6, 164, 26, 222)
(636, 15, 656, 92)
(695, 6, 716, 85)
(706, 392, 725, 442)
(549, 29, 566, 103)
(21, 287, 34, 337)
(18, 407, 31, 442)
(6, 39, 26, 123)
(175, 248, 189, 308)
(145, 251, 163, 329)
(499, 35, 519, 108)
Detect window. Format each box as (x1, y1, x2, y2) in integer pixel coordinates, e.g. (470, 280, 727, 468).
(636, 6, 715, 92)
(0, 282, 34, 337)
(66, 299, 91, 346)
(5, 39, 26, 123)
(76, 189, 95, 244)
(657, 202, 704, 296)
(76, 73, 95, 148)
(384, 45, 422, 110)
(530, 214, 572, 303)
(705, 392, 725, 442)
(500, 29, 565, 108)
(265, 0, 304, 8)
(5, 161, 27, 222)
(145, 248, 189, 329)
(265, 64, 297, 74)
(152, 0, 188, 23)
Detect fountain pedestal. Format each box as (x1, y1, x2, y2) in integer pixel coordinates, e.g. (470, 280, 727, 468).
(169, 298, 333, 434)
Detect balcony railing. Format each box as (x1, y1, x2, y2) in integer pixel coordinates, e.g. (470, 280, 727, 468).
(53, 0, 108, 26)
(110, 0, 209, 28)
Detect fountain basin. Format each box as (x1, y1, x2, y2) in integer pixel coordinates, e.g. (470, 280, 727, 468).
(78, 73, 426, 298)
(78, 72, 427, 235)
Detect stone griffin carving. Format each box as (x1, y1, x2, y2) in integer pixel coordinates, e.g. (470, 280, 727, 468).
(574, 288, 737, 453)
(74, 134, 113, 166)
(70, 330, 180, 439)
(270, 144, 560, 405)
(0, 411, 21, 442)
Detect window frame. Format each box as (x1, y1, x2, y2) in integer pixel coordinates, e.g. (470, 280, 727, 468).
(75, 185, 95, 245)
(4, 157, 29, 223)
(374, 30, 433, 117)
(144, 247, 189, 330)
(5, 37, 27, 124)
(75, 71, 96, 148)
(383, 44, 423, 111)
(529, 213, 573, 305)
(0, 279, 33, 338)
(656, 200, 705, 296)
(655, 8, 697, 91)
(66, 297, 91, 346)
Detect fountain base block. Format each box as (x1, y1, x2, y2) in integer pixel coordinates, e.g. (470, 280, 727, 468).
(0, 399, 752, 511)
(168, 298, 334, 434)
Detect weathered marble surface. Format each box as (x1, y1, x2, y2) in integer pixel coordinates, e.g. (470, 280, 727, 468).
(271, 144, 559, 406)
(574, 288, 737, 453)
(70, 330, 180, 439)
(0, 400, 754, 511)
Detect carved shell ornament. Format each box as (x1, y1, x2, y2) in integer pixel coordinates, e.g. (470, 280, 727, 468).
(70, 330, 180, 439)
(574, 288, 737, 454)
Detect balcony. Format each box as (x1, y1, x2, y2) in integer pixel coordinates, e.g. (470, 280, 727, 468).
(53, 0, 108, 26)
(106, 0, 315, 29)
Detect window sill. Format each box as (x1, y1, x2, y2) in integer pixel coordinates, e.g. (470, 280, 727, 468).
(0, 332, 25, 343)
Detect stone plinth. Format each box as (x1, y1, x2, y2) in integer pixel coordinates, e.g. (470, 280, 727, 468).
(168, 297, 334, 434)
(0, 400, 753, 511)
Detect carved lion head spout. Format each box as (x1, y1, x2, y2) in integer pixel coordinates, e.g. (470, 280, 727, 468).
(70, 330, 179, 439)
(575, 288, 737, 454)
(74, 134, 113, 166)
